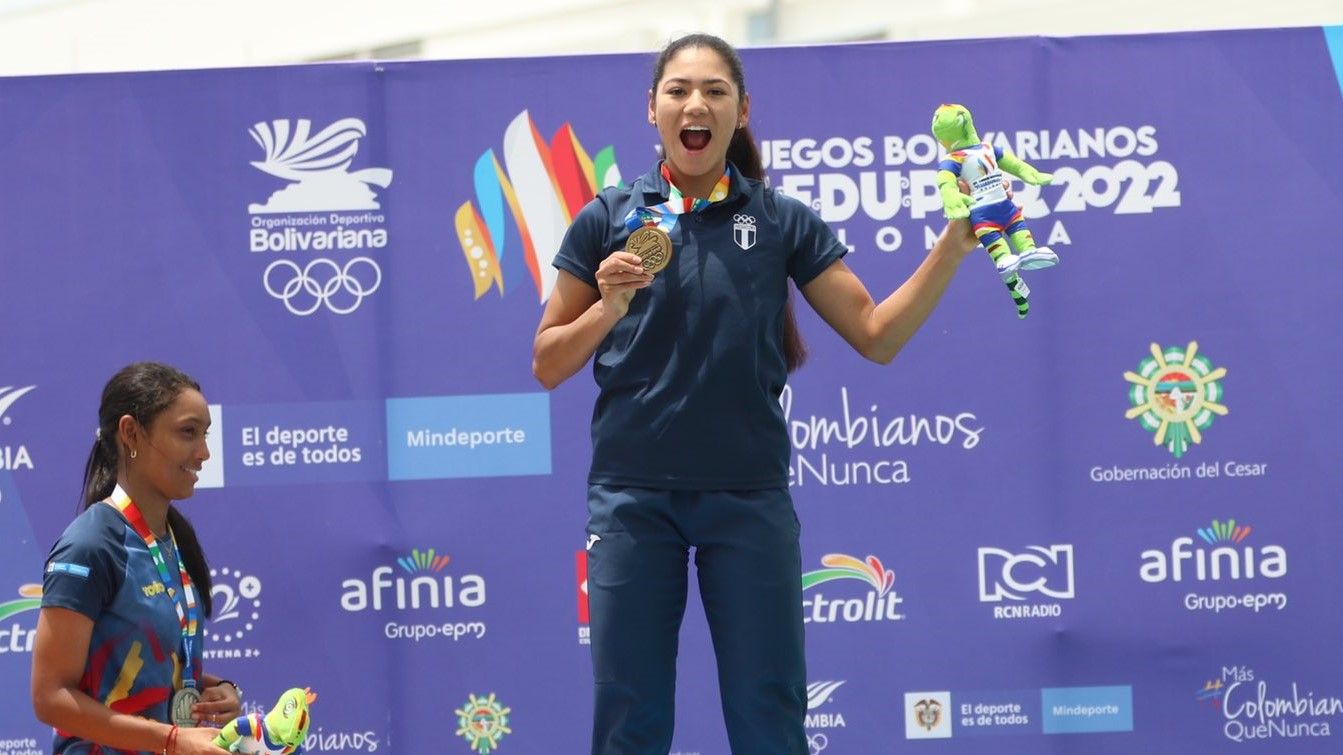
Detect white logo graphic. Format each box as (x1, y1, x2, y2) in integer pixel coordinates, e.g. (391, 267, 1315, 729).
(248, 118, 393, 214)
(585, 533, 601, 551)
(807, 681, 845, 710)
(0, 385, 36, 425)
(263, 257, 383, 316)
(732, 213, 757, 250)
(207, 568, 261, 643)
(203, 566, 262, 659)
(0, 385, 36, 472)
(805, 680, 848, 735)
(1140, 526, 1288, 613)
(978, 545, 1075, 601)
(1140, 535, 1287, 583)
(339, 559, 488, 643)
(1212, 666, 1342, 743)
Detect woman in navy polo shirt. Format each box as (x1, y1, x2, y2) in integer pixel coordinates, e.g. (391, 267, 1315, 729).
(533, 34, 979, 754)
(31, 363, 241, 754)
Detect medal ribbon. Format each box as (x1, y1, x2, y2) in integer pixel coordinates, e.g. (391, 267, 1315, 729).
(622, 163, 732, 233)
(107, 485, 199, 688)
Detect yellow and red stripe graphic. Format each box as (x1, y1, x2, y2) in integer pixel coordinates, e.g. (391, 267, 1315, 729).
(454, 111, 622, 302)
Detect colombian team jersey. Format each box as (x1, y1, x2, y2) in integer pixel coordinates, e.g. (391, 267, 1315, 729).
(554, 162, 847, 489)
(939, 142, 1010, 206)
(42, 502, 204, 755)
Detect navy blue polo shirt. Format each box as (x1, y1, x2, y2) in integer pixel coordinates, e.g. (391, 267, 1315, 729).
(43, 503, 204, 752)
(553, 162, 847, 489)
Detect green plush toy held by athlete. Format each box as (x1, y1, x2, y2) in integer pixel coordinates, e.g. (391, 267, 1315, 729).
(933, 103, 1058, 318)
(213, 687, 316, 754)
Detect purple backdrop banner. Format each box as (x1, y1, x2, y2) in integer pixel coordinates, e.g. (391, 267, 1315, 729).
(2, 26, 1342, 754)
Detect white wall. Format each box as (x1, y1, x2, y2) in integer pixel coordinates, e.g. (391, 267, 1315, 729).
(773, 0, 1343, 44)
(0, 0, 1338, 76)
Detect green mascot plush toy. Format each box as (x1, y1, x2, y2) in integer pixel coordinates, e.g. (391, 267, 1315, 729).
(932, 103, 1058, 318)
(212, 687, 316, 754)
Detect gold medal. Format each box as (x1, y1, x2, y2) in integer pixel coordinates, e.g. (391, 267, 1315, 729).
(624, 226, 673, 274)
(171, 686, 201, 727)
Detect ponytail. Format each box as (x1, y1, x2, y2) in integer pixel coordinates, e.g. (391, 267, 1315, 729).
(80, 432, 119, 509)
(729, 125, 807, 373)
(727, 126, 764, 182)
(167, 506, 214, 618)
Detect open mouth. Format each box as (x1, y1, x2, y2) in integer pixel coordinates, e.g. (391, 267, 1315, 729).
(680, 126, 711, 151)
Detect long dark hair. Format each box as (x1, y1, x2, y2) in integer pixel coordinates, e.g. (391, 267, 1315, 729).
(82, 362, 213, 617)
(653, 33, 808, 372)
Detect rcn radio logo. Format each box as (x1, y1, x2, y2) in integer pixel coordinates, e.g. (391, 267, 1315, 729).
(978, 544, 1074, 619)
(454, 110, 622, 303)
(247, 117, 393, 317)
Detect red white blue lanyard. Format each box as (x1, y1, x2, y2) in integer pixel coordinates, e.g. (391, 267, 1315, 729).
(622, 162, 732, 233)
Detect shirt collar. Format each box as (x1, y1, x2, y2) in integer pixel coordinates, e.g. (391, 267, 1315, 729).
(641, 161, 746, 204)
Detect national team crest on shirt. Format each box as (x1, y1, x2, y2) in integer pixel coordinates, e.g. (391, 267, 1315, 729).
(732, 213, 757, 250)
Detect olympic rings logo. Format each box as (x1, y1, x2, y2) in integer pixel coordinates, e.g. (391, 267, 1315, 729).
(732, 213, 756, 225)
(807, 733, 829, 754)
(263, 257, 382, 316)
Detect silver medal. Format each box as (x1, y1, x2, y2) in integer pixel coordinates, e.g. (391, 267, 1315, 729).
(170, 685, 201, 727)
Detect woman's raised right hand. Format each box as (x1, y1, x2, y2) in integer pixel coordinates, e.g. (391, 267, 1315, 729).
(595, 251, 653, 320)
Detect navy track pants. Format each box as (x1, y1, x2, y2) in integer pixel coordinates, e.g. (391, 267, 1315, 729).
(585, 485, 808, 755)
